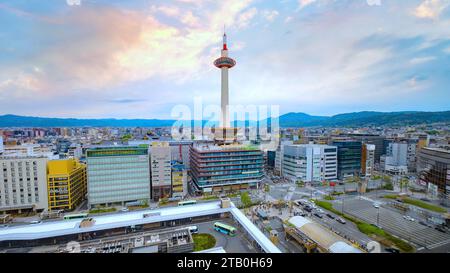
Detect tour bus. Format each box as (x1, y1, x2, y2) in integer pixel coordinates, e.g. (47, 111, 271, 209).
(213, 222, 237, 236)
(63, 213, 89, 220)
(178, 200, 197, 206)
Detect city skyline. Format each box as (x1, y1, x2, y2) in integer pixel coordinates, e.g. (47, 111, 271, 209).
(0, 0, 449, 119)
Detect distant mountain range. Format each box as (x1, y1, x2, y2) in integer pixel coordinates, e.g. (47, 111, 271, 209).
(0, 111, 449, 128)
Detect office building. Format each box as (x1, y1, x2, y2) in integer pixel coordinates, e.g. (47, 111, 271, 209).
(189, 144, 264, 194)
(0, 156, 48, 213)
(333, 141, 362, 179)
(417, 147, 450, 203)
(67, 144, 83, 159)
(274, 140, 293, 176)
(47, 159, 87, 211)
(150, 142, 172, 201)
(56, 139, 72, 155)
(282, 144, 337, 183)
(267, 151, 276, 168)
(86, 146, 151, 208)
(381, 141, 416, 175)
(361, 144, 375, 177)
(340, 134, 385, 162)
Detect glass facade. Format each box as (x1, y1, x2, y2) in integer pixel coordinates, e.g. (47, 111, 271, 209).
(417, 148, 450, 200)
(86, 146, 150, 207)
(189, 146, 264, 191)
(333, 141, 362, 179)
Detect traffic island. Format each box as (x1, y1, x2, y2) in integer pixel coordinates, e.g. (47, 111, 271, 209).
(192, 233, 217, 252)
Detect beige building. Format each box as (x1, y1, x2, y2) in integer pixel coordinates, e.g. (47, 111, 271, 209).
(150, 142, 172, 201)
(0, 156, 48, 213)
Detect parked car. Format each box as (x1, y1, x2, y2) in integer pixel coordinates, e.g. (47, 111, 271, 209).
(304, 206, 313, 212)
(435, 226, 447, 233)
(336, 218, 346, 224)
(326, 213, 335, 219)
(418, 221, 427, 226)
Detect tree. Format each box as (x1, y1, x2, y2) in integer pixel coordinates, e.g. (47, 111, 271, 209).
(240, 192, 252, 208)
(400, 178, 409, 192)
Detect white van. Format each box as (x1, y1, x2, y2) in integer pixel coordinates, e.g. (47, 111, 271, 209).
(188, 225, 199, 234)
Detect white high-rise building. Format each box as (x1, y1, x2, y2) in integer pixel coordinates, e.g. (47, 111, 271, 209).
(0, 156, 48, 213)
(282, 144, 337, 183)
(362, 144, 376, 177)
(275, 140, 293, 176)
(381, 142, 411, 175)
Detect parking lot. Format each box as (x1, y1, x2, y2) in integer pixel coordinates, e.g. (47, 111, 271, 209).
(334, 198, 450, 249)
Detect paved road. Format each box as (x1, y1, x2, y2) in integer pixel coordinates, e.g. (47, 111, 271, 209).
(196, 220, 256, 253)
(307, 207, 373, 248)
(335, 198, 450, 249)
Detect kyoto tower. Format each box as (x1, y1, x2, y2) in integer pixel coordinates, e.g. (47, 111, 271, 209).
(214, 32, 236, 128)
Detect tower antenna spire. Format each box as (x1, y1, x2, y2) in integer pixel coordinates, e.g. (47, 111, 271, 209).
(222, 25, 227, 50)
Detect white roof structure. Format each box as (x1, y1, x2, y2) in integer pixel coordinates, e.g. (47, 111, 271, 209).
(329, 241, 362, 253)
(0, 201, 281, 253)
(288, 216, 362, 253)
(230, 207, 281, 253)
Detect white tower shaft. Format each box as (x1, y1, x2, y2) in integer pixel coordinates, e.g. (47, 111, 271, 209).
(221, 48, 229, 128)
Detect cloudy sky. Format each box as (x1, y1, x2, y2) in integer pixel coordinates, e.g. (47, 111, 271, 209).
(0, 0, 449, 119)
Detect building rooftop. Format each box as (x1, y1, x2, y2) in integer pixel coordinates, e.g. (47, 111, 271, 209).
(288, 216, 362, 253)
(0, 201, 281, 253)
(193, 143, 260, 152)
(422, 147, 450, 154)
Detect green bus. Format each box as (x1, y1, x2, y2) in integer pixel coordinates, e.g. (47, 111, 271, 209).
(178, 200, 197, 206)
(214, 222, 237, 236)
(63, 213, 89, 220)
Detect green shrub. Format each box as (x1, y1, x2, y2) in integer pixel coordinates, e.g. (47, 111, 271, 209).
(323, 195, 335, 201)
(240, 192, 252, 208)
(192, 233, 216, 252)
(403, 198, 446, 213)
